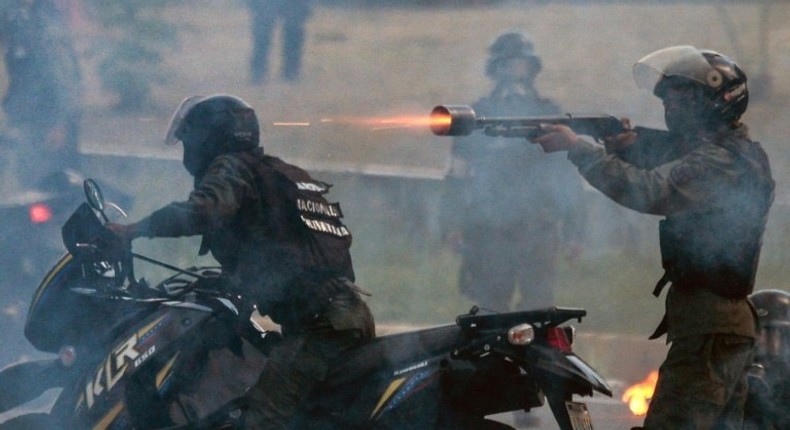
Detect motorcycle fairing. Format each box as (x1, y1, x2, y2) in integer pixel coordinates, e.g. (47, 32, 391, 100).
(26, 253, 74, 326)
(301, 324, 462, 427)
(369, 364, 445, 420)
(24, 253, 87, 352)
(25, 252, 154, 353)
(69, 306, 216, 429)
(163, 341, 267, 428)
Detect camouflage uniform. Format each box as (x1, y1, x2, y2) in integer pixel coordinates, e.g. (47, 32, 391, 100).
(744, 362, 790, 430)
(134, 147, 374, 429)
(567, 126, 774, 429)
(743, 289, 790, 430)
(445, 84, 586, 312)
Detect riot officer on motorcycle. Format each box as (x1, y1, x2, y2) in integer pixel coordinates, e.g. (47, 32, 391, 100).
(107, 94, 375, 429)
(744, 289, 790, 430)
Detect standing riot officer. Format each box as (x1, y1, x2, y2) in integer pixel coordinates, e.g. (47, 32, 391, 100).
(442, 31, 585, 313)
(530, 46, 774, 429)
(1, 0, 82, 185)
(744, 289, 790, 430)
(245, 0, 312, 84)
(108, 94, 375, 429)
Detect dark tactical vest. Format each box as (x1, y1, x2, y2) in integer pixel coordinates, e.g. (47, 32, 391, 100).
(222, 151, 354, 322)
(656, 133, 774, 300)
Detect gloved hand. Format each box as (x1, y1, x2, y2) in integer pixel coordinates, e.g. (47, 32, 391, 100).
(105, 222, 139, 243)
(530, 124, 582, 153)
(603, 118, 638, 152)
(104, 222, 138, 259)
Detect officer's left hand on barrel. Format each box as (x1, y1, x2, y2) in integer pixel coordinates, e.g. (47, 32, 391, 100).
(529, 124, 581, 152)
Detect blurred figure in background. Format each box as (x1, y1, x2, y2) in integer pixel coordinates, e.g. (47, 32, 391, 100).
(245, 0, 312, 84)
(1, 0, 83, 186)
(744, 289, 790, 430)
(442, 31, 586, 313)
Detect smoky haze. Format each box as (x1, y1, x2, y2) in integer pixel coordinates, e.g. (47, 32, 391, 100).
(0, 0, 788, 405)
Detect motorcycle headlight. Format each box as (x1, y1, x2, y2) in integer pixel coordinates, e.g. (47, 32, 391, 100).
(507, 323, 535, 346)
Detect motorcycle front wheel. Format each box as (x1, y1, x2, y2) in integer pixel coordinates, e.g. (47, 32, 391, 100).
(0, 413, 54, 430)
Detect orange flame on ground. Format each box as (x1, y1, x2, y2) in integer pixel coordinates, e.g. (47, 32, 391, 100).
(622, 370, 658, 416)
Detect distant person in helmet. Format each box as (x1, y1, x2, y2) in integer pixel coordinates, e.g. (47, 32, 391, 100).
(442, 31, 586, 316)
(530, 46, 775, 429)
(744, 289, 790, 430)
(108, 94, 375, 429)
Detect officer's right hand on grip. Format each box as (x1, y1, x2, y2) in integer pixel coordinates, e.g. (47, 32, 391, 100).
(602, 118, 638, 152)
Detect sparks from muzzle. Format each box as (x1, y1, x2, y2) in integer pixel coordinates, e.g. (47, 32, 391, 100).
(272, 122, 311, 127)
(271, 113, 448, 133)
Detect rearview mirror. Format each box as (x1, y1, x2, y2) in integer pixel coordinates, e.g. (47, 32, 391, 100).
(83, 179, 105, 213)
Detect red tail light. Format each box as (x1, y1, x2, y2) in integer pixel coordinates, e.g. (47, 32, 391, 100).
(29, 203, 53, 224)
(546, 326, 574, 353)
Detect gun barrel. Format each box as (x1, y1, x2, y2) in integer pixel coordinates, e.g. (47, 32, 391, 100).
(430, 105, 477, 136)
(431, 104, 627, 141)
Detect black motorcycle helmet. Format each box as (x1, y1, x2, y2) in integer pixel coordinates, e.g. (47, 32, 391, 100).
(633, 46, 748, 131)
(165, 94, 260, 177)
(485, 31, 543, 82)
(750, 289, 790, 363)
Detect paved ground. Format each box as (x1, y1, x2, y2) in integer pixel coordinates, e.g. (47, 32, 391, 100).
(490, 396, 646, 429)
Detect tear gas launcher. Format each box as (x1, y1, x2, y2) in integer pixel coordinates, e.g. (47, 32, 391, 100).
(430, 104, 630, 142)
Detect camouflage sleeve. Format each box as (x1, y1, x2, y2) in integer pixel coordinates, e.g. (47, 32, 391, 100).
(136, 155, 257, 238)
(567, 139, 742, 216)
(607, 128, 673, 169)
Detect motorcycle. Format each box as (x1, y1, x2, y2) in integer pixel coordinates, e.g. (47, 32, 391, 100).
(0, 179, 612, 429)
(0, 170, 131, 367)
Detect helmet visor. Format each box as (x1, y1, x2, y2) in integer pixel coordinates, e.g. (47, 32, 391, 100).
(633, 45, 721, 93)
(164, 95, 206, 146)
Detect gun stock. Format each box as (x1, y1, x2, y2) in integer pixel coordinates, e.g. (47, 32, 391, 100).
(430, 104, 626, 141)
